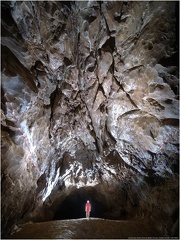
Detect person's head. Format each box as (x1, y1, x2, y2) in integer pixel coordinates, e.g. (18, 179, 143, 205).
(87, 200, 90, 203)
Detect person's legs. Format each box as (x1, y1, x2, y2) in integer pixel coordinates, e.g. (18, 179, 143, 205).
(86, 211, 90, 218)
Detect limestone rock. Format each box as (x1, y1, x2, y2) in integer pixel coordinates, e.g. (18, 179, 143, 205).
(1, 1, 179, 238)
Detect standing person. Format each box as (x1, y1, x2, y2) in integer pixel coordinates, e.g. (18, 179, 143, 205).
(85, 200, 91, 219)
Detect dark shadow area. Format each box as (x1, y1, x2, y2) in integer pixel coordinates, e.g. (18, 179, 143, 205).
(53, 187, 108, 220)
(159, 1, 179, 68)
(1, 45, 38, 93)
(159, 52, 179, 68)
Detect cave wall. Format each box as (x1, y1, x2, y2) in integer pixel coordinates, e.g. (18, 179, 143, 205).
(1, 1, 179, 238)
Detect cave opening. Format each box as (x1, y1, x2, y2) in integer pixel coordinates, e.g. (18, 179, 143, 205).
(53, 187, 108, 220)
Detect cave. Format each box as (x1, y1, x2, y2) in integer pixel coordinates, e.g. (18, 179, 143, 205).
(52, 186, 128, 221)
(1, 1, 179, 239)
(53, 187, 108, 220)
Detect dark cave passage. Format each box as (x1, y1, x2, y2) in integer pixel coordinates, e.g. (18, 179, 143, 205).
(53, 187, 111, 220)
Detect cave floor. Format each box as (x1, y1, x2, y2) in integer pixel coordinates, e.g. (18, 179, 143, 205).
(9, 218, 163, 239)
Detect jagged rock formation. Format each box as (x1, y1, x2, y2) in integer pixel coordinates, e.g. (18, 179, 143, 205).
(1, 1, 179, 238)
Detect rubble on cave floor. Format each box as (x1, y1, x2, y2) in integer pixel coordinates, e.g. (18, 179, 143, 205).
(10, 218, 162, 239)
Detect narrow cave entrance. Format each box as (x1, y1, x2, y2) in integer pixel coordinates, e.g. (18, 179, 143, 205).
(53, 186, 109, 220)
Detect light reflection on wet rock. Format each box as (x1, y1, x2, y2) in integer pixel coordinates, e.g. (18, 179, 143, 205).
(1, 1, 179, 238)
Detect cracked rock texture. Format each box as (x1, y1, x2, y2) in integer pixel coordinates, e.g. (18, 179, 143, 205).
(1, 1, 179, 238)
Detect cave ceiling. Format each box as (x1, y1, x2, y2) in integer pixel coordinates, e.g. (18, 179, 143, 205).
(1, 1, 179, 238)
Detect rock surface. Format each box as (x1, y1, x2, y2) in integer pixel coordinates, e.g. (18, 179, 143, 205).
(10, 218, 162, 239)
(1, 1, 179, 238)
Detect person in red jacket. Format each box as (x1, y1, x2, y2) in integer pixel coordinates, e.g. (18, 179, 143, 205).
(85, 200, 91, 219)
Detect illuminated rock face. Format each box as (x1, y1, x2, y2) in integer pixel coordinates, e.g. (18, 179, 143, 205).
(1, 1, 179, 238)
